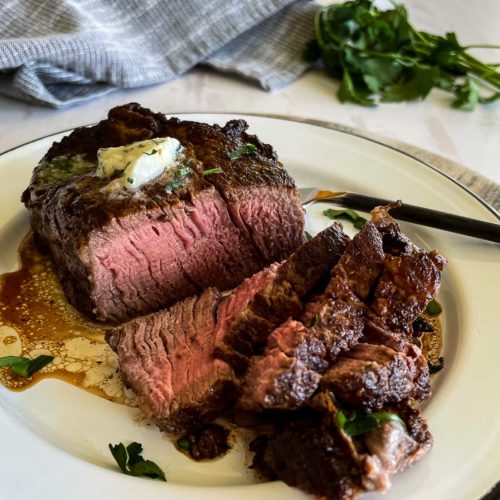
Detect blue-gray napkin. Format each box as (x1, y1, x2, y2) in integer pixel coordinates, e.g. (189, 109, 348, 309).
(0, 0, 317, 107)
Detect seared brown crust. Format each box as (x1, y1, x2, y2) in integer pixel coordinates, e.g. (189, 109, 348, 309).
(222, 223, 349, 357)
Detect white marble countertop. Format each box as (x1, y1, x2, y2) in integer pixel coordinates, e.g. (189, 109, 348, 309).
(0, 0, 499, 185)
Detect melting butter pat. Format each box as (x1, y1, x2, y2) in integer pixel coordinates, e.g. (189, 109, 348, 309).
(96, 137, 182, 190)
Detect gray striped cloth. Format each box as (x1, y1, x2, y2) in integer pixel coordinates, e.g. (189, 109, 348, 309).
(0, 0, 317, 108)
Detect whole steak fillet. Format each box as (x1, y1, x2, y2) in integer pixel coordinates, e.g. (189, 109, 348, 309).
(21, 103, 305, 322)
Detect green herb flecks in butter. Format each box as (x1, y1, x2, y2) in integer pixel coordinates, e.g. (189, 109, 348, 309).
(37, 155, 94, 185)
(96, 137, 183, 191)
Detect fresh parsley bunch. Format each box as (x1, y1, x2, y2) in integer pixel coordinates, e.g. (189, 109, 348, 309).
(304, 0, 500, 110)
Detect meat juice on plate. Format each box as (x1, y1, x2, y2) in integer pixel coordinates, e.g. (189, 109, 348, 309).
(0, 232, 135, 405)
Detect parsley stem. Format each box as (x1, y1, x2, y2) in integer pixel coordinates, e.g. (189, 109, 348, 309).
(464, 44, 500, 50)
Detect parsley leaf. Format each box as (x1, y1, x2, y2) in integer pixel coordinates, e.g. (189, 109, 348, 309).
(228, 144, 258, 160)
(324, 208, 367, 229)
(0, 355, 54, 378)
(144, 149, 158, 156)
(202, 167, 223, 176)
(452, 76, 480, 111)
(109, 442, 166, 481)
(176, 436, 192, 452)
(337, 409, 406, 437)
(425, 299, 442, 316)
(306, 0, 500, 110)
(165, 181, 182, 193)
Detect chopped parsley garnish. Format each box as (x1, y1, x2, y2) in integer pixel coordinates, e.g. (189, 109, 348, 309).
(311, 314, 319, 327)
(337, 409, 405, 437)
(176, 436, 191, 452)
(126, 177, 134, 184)
(109, 442, 166, 481)
(425, 299, 442, 316)
(0, 355, 54, 378)
(228, 143, 258, 160)
(428, 357, 445, 374)
(144, 149, 158, 156)
(324, 208, 367, 229)
(202, 167, 223, 176)
(165, 181, 182, 193)
(175, 163, 192, 179)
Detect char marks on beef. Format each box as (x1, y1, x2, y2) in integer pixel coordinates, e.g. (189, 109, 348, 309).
(320, 341, 430, 411)
(251, 395, 432, 499)
(369, 204, 447, 334)
(106, 288, 237, 434)
(218, 222, 349, 358)
(23, 103, 304, 322)
(333, 221, 385, 301)
(240, 320, 326, 410)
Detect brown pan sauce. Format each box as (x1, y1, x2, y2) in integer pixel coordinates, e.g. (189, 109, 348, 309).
(0, 232, 134, 405)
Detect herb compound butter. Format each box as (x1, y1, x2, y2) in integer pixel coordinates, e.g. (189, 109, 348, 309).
(96, 137, 183, 190)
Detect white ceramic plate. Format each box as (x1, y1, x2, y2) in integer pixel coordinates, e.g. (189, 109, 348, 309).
(0, 114, 498, 500)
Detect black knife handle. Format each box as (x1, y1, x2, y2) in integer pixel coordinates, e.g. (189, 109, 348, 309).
(324, 192, 500, 243)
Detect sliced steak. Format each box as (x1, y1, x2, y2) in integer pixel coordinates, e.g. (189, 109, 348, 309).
(251, 395, 432, 498)
(214, 263, 281, 370)
(359, 401, 433, 491)
(218, 222, 349, 359)
(296, 220, 385, 363)
(106, 288, 237, 434)
(332, 221, 385, 300)
(23, 103, 304, 322)
(368, 203, 447, 334)
(320, 342, 430, 411)
(370, 250, 446, 333)
(250, 412, 363, 500)
(239, 320, 327, 410)
(302, 275, 366, 361)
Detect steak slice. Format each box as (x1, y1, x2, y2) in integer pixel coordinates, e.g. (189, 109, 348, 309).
(106, 288, 237, 434)
(251, 414, 363, 500)
(301, 275, 366, 361)
(332, 221, 385, 301)
(218, 222, 350, 358)
(251, 395, 432, 498)
(239, 320, 327, 410)
(320, 341, 430, 411)
(22, 103, 304, 322)
(297, 221, 385, 362)
(361, 402, 432, 490)
(368, 203, 447, 334)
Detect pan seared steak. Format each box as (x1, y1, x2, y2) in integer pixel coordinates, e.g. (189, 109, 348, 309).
(22, 103, 304, 322)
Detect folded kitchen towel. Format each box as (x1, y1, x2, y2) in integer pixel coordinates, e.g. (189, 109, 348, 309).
(0, 0, 317, 108)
